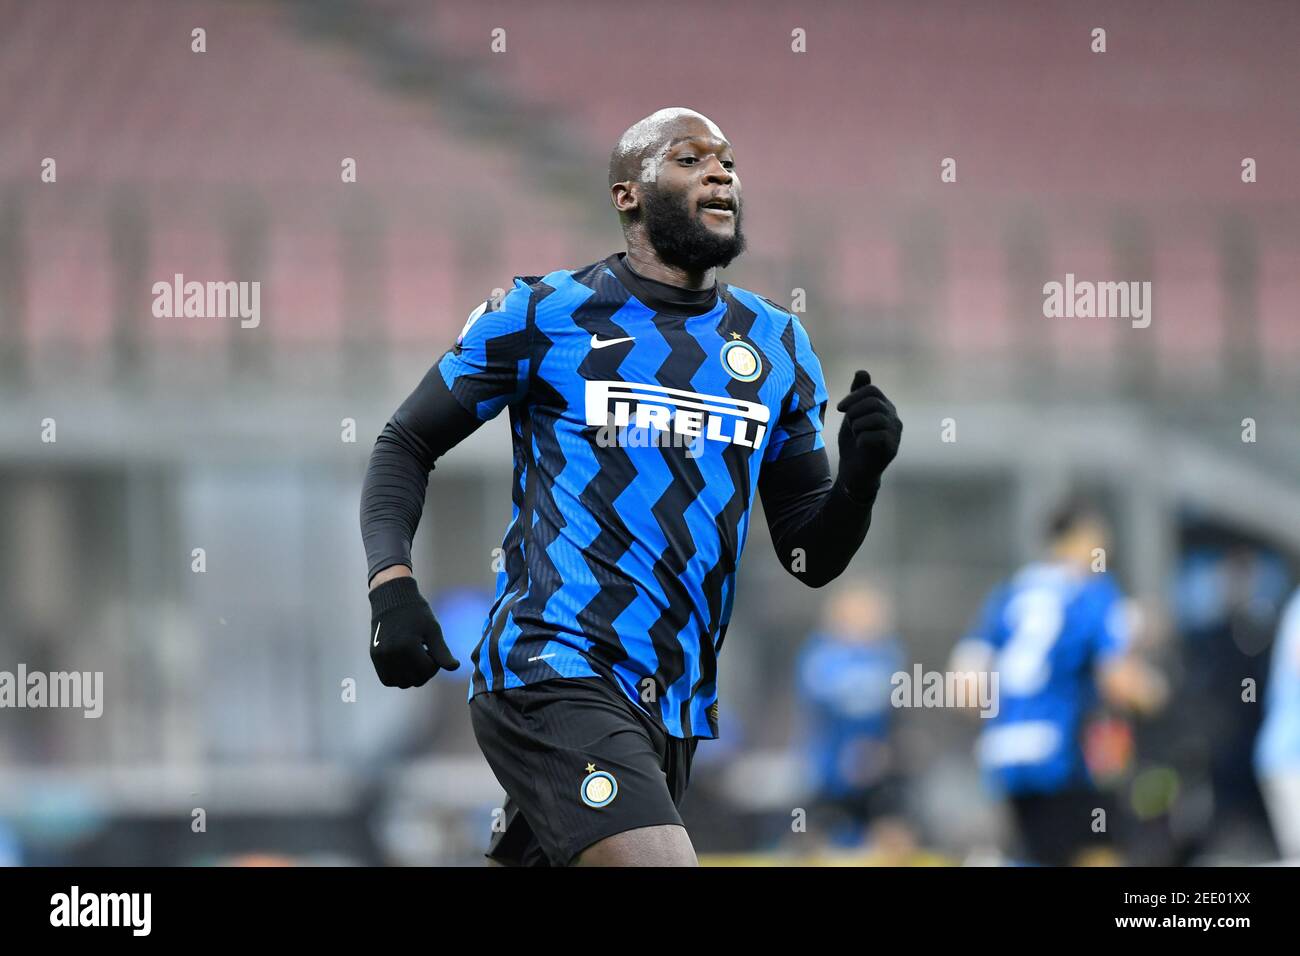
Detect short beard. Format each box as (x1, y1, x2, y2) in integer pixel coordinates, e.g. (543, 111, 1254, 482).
(636, 183, 747, 272)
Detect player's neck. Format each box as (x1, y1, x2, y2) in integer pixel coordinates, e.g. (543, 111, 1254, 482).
(622, 243, 715, 292)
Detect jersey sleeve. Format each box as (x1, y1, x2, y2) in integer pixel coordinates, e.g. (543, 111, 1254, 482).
(967, 586, 1010, 650)
(948, 587, 1007, 674)
(437, 280, 534, 421)
(763, 314, 830, 463)
(1092, 578, 1132, 664)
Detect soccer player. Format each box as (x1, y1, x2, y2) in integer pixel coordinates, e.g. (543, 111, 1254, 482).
(948, 499, 1167, 865)
(796, 583, 909, 851)
(359, 108, 903, 866)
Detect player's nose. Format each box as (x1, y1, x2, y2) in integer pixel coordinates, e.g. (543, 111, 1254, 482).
(701, 156, 733, 185)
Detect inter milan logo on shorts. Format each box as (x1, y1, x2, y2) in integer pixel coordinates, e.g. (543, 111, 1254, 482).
(579, 764, 618, 808)
(720, 335, 762, 382)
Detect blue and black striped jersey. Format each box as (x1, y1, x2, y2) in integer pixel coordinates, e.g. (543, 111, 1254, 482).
(440, 252, 829, 738)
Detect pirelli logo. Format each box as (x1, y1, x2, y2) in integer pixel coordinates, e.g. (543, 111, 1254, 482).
(585, 380, 769, 450)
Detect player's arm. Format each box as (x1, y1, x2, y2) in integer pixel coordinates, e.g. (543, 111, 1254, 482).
(758, 368, 902, 588)
(1098, 657, 1167, 715)
(759, 447, 875, 588)
(360, 367, 484, 589)
(358, 285, 533, 687)
(946, 588, 1004, 716)
(1093, 595, 1168, 715)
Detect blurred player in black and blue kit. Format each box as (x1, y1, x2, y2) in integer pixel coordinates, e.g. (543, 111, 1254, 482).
(359, 108, 903, 866)
(949, 499, 1167, 865)
(797, 583, 911, 854)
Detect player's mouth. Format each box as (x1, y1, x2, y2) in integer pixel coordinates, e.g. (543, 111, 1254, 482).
(699, 194, 737, 220)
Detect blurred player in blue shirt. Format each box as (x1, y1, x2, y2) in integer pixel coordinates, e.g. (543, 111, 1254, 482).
(798, 583, 909, 850)
(949, 498, 1166, 864)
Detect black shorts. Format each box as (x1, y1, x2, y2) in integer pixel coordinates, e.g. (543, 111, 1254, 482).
(469, 676, 698, 866)
(1009, 788, 1112, 865)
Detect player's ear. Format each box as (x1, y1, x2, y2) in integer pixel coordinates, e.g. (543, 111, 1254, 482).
(610, 180, 639, 216)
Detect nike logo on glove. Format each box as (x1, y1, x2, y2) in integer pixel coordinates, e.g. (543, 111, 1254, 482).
(591, 334, 635, 349)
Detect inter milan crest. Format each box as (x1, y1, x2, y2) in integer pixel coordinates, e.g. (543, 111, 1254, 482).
(720, 334, 761, 382)
(579, 764, 618, 808)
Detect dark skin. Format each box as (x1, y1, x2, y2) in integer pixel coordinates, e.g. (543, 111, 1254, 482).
(574, 824, 697, 866)
(609, 114, 740, 291)
(486, 825, 697, 867)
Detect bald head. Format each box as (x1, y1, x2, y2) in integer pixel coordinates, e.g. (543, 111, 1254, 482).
(607, 108, 728, 188)
(606, 108, 744, 271)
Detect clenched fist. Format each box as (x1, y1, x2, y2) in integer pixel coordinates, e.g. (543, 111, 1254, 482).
(835, 369, 902, 499)
(368, 576, 460, 688)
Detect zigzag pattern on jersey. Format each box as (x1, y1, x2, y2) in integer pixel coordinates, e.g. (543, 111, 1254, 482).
(460, 256, 825, 739)
(501, 261, 614, 682)
(686, 287, 768, 735)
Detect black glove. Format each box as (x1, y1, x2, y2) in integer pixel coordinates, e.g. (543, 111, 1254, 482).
(835, 369, 902, 501)
(368, 576, 460, 688)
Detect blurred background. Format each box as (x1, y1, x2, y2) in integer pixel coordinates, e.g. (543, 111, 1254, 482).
(1, 0, 1298, 865)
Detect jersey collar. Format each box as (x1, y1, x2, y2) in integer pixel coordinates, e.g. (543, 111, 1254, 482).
(607, 252, 721, 318)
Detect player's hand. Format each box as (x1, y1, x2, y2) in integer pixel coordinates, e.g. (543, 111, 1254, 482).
(835, 369, 902, 498)
(368, 576, 460, 688)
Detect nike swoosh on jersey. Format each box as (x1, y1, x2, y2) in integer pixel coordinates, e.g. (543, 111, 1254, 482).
(590, 334, 635, 349)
